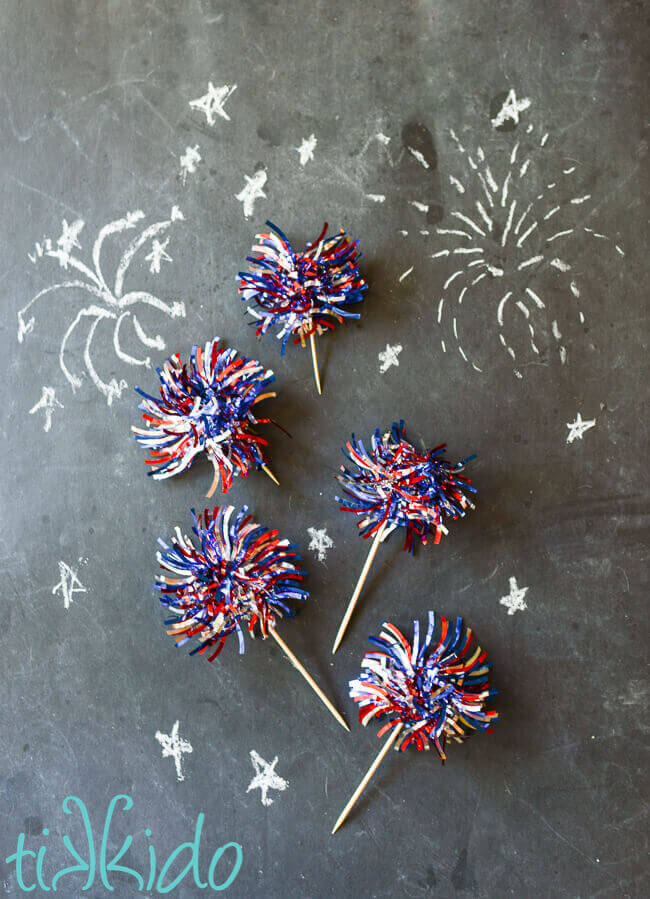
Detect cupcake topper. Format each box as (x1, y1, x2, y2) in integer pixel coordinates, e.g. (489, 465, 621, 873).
(332, 421, 476, 652)
(133, 338, 279, 497)
(156, 505, 349, 731)
(332, 612, 498, 833)
(238, 221, 367, 394)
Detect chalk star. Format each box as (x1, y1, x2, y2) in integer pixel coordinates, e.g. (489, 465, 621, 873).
(307, 527, 334, 563)
(145, 237, 172, 274)
(55, 218, 84, 265)
(235, 169, 267, 219)
(378, 343, 403, 373)
(499, 577, 528, 615)
(29, 385, 64, 432)
(296, 134, 317, 166)
(155, 720, 193, 782)
(491, 89, 532, 128)
(180, 145, 201, 183)
(52, 560, 86, 610)
(246, 750, 288, 807)
(566, 412, 596, 444)
(189, 82, 237, 125)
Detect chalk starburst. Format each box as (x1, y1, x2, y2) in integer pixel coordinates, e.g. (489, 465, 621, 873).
(427, 106, 624, 378)
(20, 208, 186, 404)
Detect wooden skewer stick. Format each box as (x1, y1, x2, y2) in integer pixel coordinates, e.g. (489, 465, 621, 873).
(331, 722, 404, 834)
(269, 627, 349, 732)
(309, 331, 322, 395)
(332, 521, 387, 654)
(261, 464, 280, 486)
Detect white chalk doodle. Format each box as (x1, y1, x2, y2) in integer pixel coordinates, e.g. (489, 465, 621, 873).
(491, 90, 532, 128)
(52, 560, 86, 610)
(20, 208, 186, 405)
(155, 721, 193, 782)
(499, 576, 528, 615)
(307, 527, 334, 563)
(376, 133, 391, 145)
(430, 102, 623, 378)
(29, 386, 63, 432)
(378, 342, 403, 373)
(246, 751, 288, 807)
(566, 412, 596, 444)
(189, 82, 236, 125)
(407, 147, 430, 169)
(180, 145, 202, 183)
(236, 169, 267, 219)
(145, 238, 172, 274)
(398, 266, 413, 282)
(296, 133, 317, 166)
(365, 193, 386, 203)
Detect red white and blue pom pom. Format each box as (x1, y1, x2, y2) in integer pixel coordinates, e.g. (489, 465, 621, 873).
(336, 421, 476, 552)
(156, 505, 307, 660)
(237, 221, 367, 353)
(133, 338, 276, 495)
(350, 612, 498, 759)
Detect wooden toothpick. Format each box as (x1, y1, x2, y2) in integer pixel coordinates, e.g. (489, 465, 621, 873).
(261, 464, 280, 486)
(332, 521, 387, 653)
(269, 627, 349, 732)
(331, 722, 404, 834)
(309, 331, 322, 395)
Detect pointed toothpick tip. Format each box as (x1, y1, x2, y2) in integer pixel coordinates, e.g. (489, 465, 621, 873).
(330, 721, 403, 834)
(269, 627, 348, 732)
(262, 464, 280, 486)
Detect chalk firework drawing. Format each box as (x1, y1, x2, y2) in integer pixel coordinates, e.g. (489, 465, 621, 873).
(19, 208, 186, 405)
(189, 82, 237, 125)
(246, 751, 288, 807)
(378, 343, 403, 373)
(566, 411, 596, 444)
(29, 386, 64, 432)
(499, 576, 529, 615)
(307, 527, 334, 563)
(429, 96, 624, 378)
(155, 720, 193, 782)
(52, 559, 87, 610)
(235, 169, 267, 219)
(180, 145, 202, 184)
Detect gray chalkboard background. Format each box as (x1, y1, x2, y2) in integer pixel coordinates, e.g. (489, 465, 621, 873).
(1, 1, 647, 897)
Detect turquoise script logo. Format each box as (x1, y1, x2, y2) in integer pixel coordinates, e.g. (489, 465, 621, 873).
(4, 794, 243, 893)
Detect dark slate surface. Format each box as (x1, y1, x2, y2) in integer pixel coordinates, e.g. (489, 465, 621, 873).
(1, 2, 647, 897)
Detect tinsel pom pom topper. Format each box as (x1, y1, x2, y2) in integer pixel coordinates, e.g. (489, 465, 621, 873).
(332, 421, 476, 652)
(332, 612, 498, 833)
(237, 221, 367, 394)
(132, 338, 280, 497)
(156, 504, 349, 731)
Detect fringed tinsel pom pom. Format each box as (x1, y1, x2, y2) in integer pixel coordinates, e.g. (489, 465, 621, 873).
(156, 505, 307, 660)
(237, 221, 367, 353)
(350, 612, 498, 760)
(133, 338, 276, 494)
(336, 420, 476, 552)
